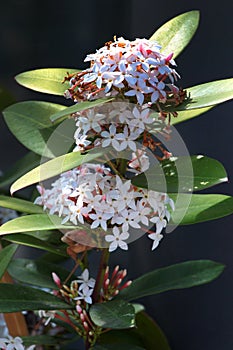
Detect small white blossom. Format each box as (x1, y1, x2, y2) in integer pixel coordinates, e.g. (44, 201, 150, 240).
(76, 268, 96, 291)
(0, 336, 35, 350)
(148, 232, 163, 250)
(74, 285, 94, 304)
(105, 226, 129, 252)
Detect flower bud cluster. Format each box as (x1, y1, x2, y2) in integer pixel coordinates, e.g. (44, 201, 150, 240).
(102, 265, 132, 301)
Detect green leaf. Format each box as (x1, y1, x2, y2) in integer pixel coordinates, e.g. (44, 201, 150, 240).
(0, 284, 71, 312)
(171, 106, 213, 125)
(132, 155, 228, 193)
(15, 68, 78, 95)
(2, 101, 71, 157)
(150, 11, 200, 58)
(117, 260, 224, 301)
(98, 312, 170, 350)
(89, 300, 135, 329)
(7, 258, 74, 289)
(94, 345, 145, 350)
(175, 79, 233, 111)
(0, 244, 18, 279)
(3, 233, 67, 256)
(170, 194, 233, 225)
(0, 195, 44, 214)
(10, 148, 104, 194)
(133, 312, 171, 350)
(0, 214, 76, 235)
(22, 335, 59, 346)
(50, 98, 113, 123)
(0, 152, 41, 188)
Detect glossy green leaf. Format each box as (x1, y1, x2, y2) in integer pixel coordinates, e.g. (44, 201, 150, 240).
(0, 214, 76, 235)
(0, 195, 43, 214)
(10, 149, 104, 194)
(0, 244, 18, 279)
(15, 68, 78, 95)
(132, 155, 227, 193)
(0, 152, 41, 188)
(50, 98, 113, 122)
(170, 194, 233, 225)
(8, 258, 74, 289)
(99, 311, 170, 350)
(171, 106, 213, 125)
(150, 11, 200, 58)
(90, 300, 135, 329)
(118, 260, 224, 301)
(175, 79, 233, 111)
(22, 335, 59, 346)
(2, 101, 71, 157)
(0, 284, 72, 312)
(3, 233, 67, 256)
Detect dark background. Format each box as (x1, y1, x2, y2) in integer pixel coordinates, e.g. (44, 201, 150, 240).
(0, 1, 233, 349)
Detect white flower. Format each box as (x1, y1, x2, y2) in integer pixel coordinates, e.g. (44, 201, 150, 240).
(74, 285, 94, 304)
(76, 268, 96, 291)
(38, 310, 56, 326)
(112, 208, 141, 231)
(0, 336, 35, 350)
(101, 124, 121, 150)
(116, 125, 140, 151)
(105, 226, 129, 252)
(89, 211, 113, 231)
(150, 213, 167, 234)
(148, 232, 163, 250)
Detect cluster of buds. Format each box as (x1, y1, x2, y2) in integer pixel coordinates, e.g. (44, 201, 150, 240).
(101, 265, 132, 301)
(64, 37, 186, 108)
(35, 163, 174, 252)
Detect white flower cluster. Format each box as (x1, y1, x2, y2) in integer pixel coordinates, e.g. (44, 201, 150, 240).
(65, 37, 181, 106)
(35, 163, 174, 252)
(0, 336, 35, 350)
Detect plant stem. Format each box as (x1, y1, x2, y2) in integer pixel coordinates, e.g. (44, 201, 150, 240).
(92, 248, 110, 303)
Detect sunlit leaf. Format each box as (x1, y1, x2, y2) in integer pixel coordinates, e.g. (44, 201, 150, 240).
(0, 152, 40, 188)
(150, 11, 200, 58)
(0, 195, 43, 214)
(15, 68, 78, 95)
(171, 106, 213, 125)
(132, 155, 227, 193)
(170, 193, 233, 225)
(0, 244, 18, 279)
(118, 260, 224, 301)
(50, 98, 113, 122)
(0, 284, 72, 312)
(2, 101, 72, 157)
(90, 300, 135, 329)
(10, 149, 104, 194)
(0, 214, 76, 235)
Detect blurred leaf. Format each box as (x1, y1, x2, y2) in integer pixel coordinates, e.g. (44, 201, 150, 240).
(0, 85, 15, 111)
(22, 335, 59, 346)
(8, 258, 75, 289)
(174, 79, 233, 111)
(0, 214, 76, 235)
(132, 303, 145, 314)
(0, 284, 72, 312)
(132, 155, 228, 193)
(94, 345, 145, 350)
(3, 233, 67, 256)
(11, 148, 104, 194)
(2, 101, 70, 157)
(98, 311, 170, 350)
(0, 195, 43, 214)
(50, 98, 113, 122)
(15, 68, 78, 95)
(0, 152, 40, 188)
(118, 260, 224, 301)
(150, 11, 200, 58)
(133, 312, 171, 350)
(170, 193, 233, 225)
(0, 244, 18, 279)
(90, 300, 135, 329)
